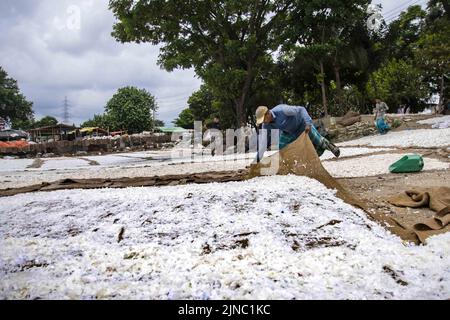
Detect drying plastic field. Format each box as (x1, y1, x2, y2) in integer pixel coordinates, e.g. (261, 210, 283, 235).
(0, 124, 449, 299)
(0, 176, 449, 299)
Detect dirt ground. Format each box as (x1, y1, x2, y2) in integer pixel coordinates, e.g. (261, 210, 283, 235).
(389, 116, 435, 132)
(340, 169, 450, 241)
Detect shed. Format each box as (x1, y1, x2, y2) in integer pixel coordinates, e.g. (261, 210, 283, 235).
(28, 124, 77, 143)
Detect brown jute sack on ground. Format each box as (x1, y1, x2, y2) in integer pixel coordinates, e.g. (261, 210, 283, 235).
(248, 133, 364, 208)
(0, 172, 248, 198)
(388, 187, 450, 243)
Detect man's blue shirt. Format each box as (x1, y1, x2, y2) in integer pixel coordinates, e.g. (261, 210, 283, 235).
(262, 104, 313, 136)
(257, 104, 313, 161)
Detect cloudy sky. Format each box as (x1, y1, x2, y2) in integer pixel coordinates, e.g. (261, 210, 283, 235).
(0, 0, 425, 126)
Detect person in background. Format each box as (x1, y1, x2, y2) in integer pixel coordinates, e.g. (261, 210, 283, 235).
(374, 99, 390, 135)
(255, 104, 340, 162)
(405, 106, 411, 114)
(210, 116, 221, 131)
(208, 116, 221, 156)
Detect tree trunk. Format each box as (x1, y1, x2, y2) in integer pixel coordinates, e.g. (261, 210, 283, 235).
(370, 74, 379, 98)
(438, 74, 445, 114)
(235, 99, 245, 128)
(333, 61, 342, 109)
(320, 60, 328, 116)
(235, 65, 255, 128)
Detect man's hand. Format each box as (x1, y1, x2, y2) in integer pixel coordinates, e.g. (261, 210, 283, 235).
(246, 162, 259, 172)
(247, 161, 258, 168)
(305, 125, 311, 135)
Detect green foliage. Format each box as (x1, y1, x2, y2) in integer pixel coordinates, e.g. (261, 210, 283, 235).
(105, 86, 157, 134)
(108, 1, 450, 122)
(81, 114, 110, 129)
(0, 66, 34, 126)
(154, 119, 165, 127)
(383, 5, 427, 61)
(109, 0, 296, 126)
(329, 85, 368, 116)
(188, 85, 215, 122)
(82, 87, 158, 133)
(366, 59, 429, 110)
(366, 1, 449, 111)
(11, 118, 34, 131)
(392, 119, 402, 129)
(35, 116, 58, 128)
(12, 116, 59, 130)
(415, 19, 450, 89)
(280, 1, 372, 115)
(173, 108, 194, 129)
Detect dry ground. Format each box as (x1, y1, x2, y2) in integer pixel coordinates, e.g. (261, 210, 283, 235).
(340, 169, 450, 236)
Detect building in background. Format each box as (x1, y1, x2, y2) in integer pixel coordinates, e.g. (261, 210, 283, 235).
(0, 129, 28, 141)
(28, 124, 77, 143)
(0, 117, 6, 131)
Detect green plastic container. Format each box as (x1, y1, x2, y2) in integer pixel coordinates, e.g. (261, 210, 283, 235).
(389, 154, 424, 173)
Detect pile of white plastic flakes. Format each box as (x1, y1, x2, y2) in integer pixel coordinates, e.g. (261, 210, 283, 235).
(1, 176, 448, 300)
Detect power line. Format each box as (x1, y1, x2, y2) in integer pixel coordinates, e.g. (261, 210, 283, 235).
(384, 0, 427, 23)
(383, 0, 418, 17)
(384, 0, 424, 21)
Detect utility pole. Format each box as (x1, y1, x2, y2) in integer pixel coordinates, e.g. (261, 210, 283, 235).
(62, 96, 71, 124)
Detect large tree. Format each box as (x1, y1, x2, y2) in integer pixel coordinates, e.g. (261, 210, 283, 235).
(105, 86, 157, 134)
(109, 0, 295, 127)
(81, 114, 111, 129)
(0, 67, 34, 128)
(281, 0, 370, 115)
(366, 59, 429, 111)
(187, 84, 215, 123)
(415, 1, 450, 110)
(154, 119, 165, 127)
(35, 116, 58, 128)
(415, 23, 450, 109)
(382, 5, 427, 62)
(173, 108, 194, 129)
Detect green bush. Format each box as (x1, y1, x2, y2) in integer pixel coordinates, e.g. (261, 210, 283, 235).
(391, 119, 402, 128)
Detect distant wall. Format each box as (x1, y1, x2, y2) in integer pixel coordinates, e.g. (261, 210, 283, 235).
(328, 120, 379, 143)
(0, 134, 173, 156)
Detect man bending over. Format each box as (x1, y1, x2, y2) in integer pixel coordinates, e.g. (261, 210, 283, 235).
(255, 104, 341, 161)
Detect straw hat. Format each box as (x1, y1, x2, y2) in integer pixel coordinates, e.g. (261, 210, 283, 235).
(255, 106, 269, 125)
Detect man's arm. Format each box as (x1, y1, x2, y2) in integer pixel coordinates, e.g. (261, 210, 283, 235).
(256, 124, 269, 162)
(298, 107, 313, 133)
(298, 107, 313, 125)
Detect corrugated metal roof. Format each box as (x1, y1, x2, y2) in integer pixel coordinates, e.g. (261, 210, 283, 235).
(156, 127, 188, 133)
(28, 124, 77, 132)
(0, 129, 28, 140)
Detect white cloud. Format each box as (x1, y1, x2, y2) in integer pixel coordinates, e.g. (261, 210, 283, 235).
(0, 0, 427, 126)
(0, 0, 201, 125)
